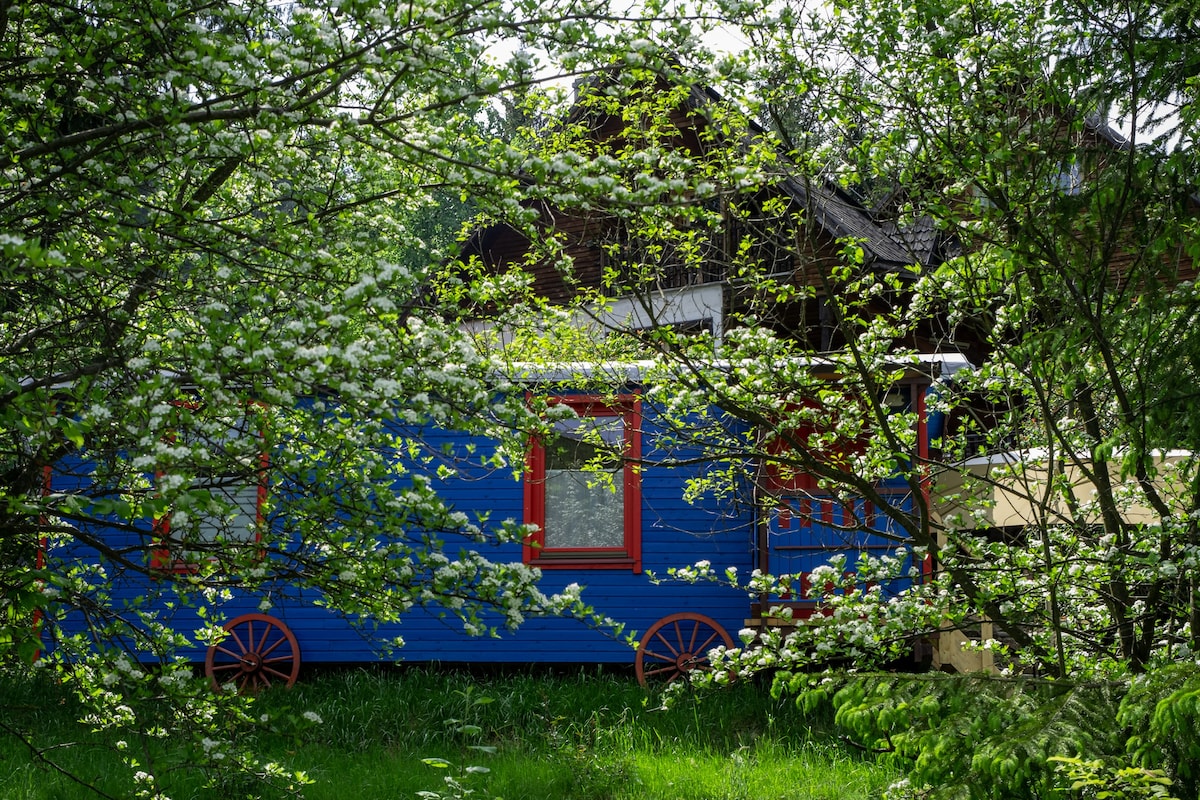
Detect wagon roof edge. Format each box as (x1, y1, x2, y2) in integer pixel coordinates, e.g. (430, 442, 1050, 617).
(495, 353, 975, 384)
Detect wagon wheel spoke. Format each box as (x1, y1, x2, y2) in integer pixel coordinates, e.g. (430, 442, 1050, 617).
(693, 631, 721, 654)
(259, 636, 288, 658)
(639, 646, 679, 664)
(643, 664, 684, 679)
(645, 631, 683, 657)
(679, 621, 698, 652)
(226, 626, 249, 655)
(671, 621, 694, 652)
(256, 623, 273, 653)
(262, 666, 292, 682)
(213, 644, 244, 661)
(680, 622, 721, 658)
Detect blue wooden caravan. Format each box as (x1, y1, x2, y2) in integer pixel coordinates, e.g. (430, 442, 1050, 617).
(46, 361, 955, 691)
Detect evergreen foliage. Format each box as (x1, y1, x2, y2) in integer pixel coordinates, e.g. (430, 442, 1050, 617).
(780, 669, 1200, 800)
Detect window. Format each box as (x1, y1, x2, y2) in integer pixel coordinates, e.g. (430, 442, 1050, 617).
(1051, 158, 1082, 196)
(523, 396, 641, 572)
(152, 408, 266, 572)
(598, 223, 726, 292)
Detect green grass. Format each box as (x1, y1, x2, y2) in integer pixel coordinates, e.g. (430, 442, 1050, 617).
(0, 667, 898, 800)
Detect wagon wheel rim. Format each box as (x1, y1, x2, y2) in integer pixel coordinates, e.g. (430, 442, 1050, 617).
(205, 613, 300, 693)
(635, 612, 734, 688)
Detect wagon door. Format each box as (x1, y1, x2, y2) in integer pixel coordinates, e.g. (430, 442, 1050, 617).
(758, 490, 918, 620)
(754, 378, 931, 621)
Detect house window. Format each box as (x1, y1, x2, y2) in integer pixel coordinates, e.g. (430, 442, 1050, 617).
(152, 409, 266, 572)
(523, 397, 641, 572)
(598, 224, 725, 293)
(1051, 157, 1082, 196)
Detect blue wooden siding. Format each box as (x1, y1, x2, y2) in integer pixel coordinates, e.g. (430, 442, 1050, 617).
(763, 489, 918, 615)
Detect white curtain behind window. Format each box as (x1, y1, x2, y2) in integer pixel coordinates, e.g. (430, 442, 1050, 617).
(544, 415, 624, 549)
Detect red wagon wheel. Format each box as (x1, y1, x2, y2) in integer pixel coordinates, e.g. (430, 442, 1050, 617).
(205, 613, 300, 693)
(635, 612, 734, 687)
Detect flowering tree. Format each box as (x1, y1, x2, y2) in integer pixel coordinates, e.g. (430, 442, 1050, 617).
(6, 0, 1198, 794)
(0, 0, 740, 794)
(586, 0, 1198, 795)
(713, 0, 1198, 672)
(604, 0, 1199, 672)
(458, 0, 1200, 795)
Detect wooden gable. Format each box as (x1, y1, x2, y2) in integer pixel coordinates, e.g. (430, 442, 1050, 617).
(457, 70, 954, 354)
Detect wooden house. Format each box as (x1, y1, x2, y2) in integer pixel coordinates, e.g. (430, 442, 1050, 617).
(450, 73, 976, 668)
(457, 75, 968, 359)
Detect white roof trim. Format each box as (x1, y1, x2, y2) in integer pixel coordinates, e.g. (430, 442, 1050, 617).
(496, 353, 975, 383)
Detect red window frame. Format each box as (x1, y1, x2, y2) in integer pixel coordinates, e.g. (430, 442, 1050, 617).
(523, 395, 642, 573)
(151, 404, 268, 573)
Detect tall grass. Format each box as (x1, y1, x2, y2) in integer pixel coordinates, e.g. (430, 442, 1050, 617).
(0, 666, 897, 800)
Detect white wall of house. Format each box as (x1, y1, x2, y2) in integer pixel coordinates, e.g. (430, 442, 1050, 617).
(588, 283, 725, 342)
(462, 283, 726, 345)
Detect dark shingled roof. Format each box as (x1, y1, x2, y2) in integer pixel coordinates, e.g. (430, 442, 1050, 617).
(883, 216, 959, 269)
(680, 82, 924, 270)
(777, 174, 916, 267)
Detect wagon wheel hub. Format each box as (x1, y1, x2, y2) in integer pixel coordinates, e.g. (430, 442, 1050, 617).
(239, 652, 263, 673)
